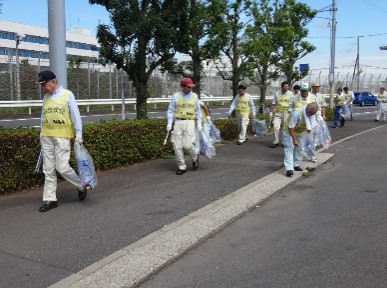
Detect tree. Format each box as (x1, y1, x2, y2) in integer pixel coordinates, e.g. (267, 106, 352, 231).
(89, 0, 186, 119)
(242, 0, 315, 112)
(162, 0, 229, 96)
(276, 0, 316, 84)
(212, 0, 253, 98)
(243, 0, 283, 112)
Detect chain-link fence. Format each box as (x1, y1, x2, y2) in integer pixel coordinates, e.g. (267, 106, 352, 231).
(1, 60, 387, 101)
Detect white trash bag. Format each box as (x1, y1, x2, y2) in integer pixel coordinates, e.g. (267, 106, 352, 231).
(74, 143, 98, 188)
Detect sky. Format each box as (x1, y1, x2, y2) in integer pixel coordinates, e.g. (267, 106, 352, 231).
(1, 0, 387, 83)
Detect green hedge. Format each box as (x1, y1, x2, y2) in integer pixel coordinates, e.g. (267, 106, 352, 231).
(0, 118, 248, 195)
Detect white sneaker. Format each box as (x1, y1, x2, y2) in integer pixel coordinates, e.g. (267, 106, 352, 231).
(311, 157, 317, 163)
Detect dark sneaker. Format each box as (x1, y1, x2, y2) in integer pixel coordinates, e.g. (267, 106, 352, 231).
(176, 169, 186, 175)
(193, 157, 199, 170)
(77, 185, 90, 201)
(270, 143, 279, 148)
(374, 119, 379, 122)
(237, 141, 243, 145)
(39, 201, 58, 212)
(286, 170, 293, 177)
(332, 125, 337, 128)
(294, 166, 303, 171)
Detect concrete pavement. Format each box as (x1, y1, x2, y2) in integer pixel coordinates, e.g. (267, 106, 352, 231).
(0, 114, 383, 288)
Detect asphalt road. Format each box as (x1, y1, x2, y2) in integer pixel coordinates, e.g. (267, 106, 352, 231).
(0, 105, 379, 128)
(140, 121, 387, 287)
(0, 109, 385, 288)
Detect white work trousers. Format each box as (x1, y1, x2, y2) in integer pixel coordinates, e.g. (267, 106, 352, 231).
(236, 114, 249, 143)
(375, 102, 387, 121)
(171, 119, 198, 170)
(272, 111, 289, 144)
(282, 131, 304, 171)
(41, 136, 82, 201)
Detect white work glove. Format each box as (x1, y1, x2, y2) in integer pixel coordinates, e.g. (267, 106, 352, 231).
(167, 123, 172, 131)
(269, 112, 273, 118)
(197, 123, 202, 131)
(206, 115, 211, 120)
(75, 136, 83, 144)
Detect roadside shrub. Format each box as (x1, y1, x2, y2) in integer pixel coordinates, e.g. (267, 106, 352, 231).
(0, 118, 242, 195)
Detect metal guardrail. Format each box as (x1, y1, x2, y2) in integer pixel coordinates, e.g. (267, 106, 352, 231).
(0, 96, 238, 115)
(0, 94, 335, 115)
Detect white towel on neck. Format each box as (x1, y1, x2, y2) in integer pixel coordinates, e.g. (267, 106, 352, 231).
(302, 105, 316, 131)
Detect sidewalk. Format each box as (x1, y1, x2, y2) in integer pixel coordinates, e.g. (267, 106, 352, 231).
(0, 116, 382, 288)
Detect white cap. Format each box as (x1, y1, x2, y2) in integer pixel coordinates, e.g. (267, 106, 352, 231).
(300, 82, 310, 91)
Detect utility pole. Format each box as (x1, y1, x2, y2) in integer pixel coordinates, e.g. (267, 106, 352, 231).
(356, 36, 365, 92)
(316, 0, 337, 108)
(328, 0, 337, 108)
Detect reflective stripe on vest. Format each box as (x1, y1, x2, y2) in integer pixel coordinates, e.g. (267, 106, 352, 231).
(174, 92, 197, 119)
(41, 90, 74, 138)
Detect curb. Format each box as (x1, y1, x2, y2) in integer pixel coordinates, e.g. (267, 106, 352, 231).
(49, 152, 334, 288)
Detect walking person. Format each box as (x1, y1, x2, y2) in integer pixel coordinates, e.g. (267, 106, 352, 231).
(283, 102, 318, 177)
(269, 81, 294, 148)
(311, 82, 327, 121)
(38, 70, 89, 212)
(332, 87, 346, 128)
(293, 84, 300, 96)
(228, 84, 257, 145)
(290, 83, 318, 163)
(167, 77, 202, 175)
(343, 87, 354, 121)
(375, 87, 387, 122)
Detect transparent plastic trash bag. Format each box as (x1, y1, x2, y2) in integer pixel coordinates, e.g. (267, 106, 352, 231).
(207, 119, 221, 144)
(313, 117, 331, 149)
(74, 143, 98, 188)
(252, 118, 268, 136)
(301, 132, 314, 156)
(339, 104, 351, 119)
(196, 129, 216, 158)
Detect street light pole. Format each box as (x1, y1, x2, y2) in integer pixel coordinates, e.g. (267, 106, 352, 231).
(15, 33, 23, 101)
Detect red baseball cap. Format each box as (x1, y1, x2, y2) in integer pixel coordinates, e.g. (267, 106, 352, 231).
(180, 78, 196, 88)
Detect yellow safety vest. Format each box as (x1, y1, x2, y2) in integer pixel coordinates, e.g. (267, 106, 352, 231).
(174, 92, 197, 119)
(284, 107, 306, 135)
(345, 91, 354, 102)
(41, 90, 74, 138)
(379, 92, 387, 102)
(275, 90, 292, 112)
(336, 94, 345, 106)
(235, 94, 251, 117)
(294, 93, 315, 108)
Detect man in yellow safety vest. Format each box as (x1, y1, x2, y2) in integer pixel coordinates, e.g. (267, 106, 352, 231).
(38, 70, 89, 212)
(167, 78, 202, 175)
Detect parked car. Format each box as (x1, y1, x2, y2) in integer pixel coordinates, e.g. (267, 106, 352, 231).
(353, 92, 378, 107)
